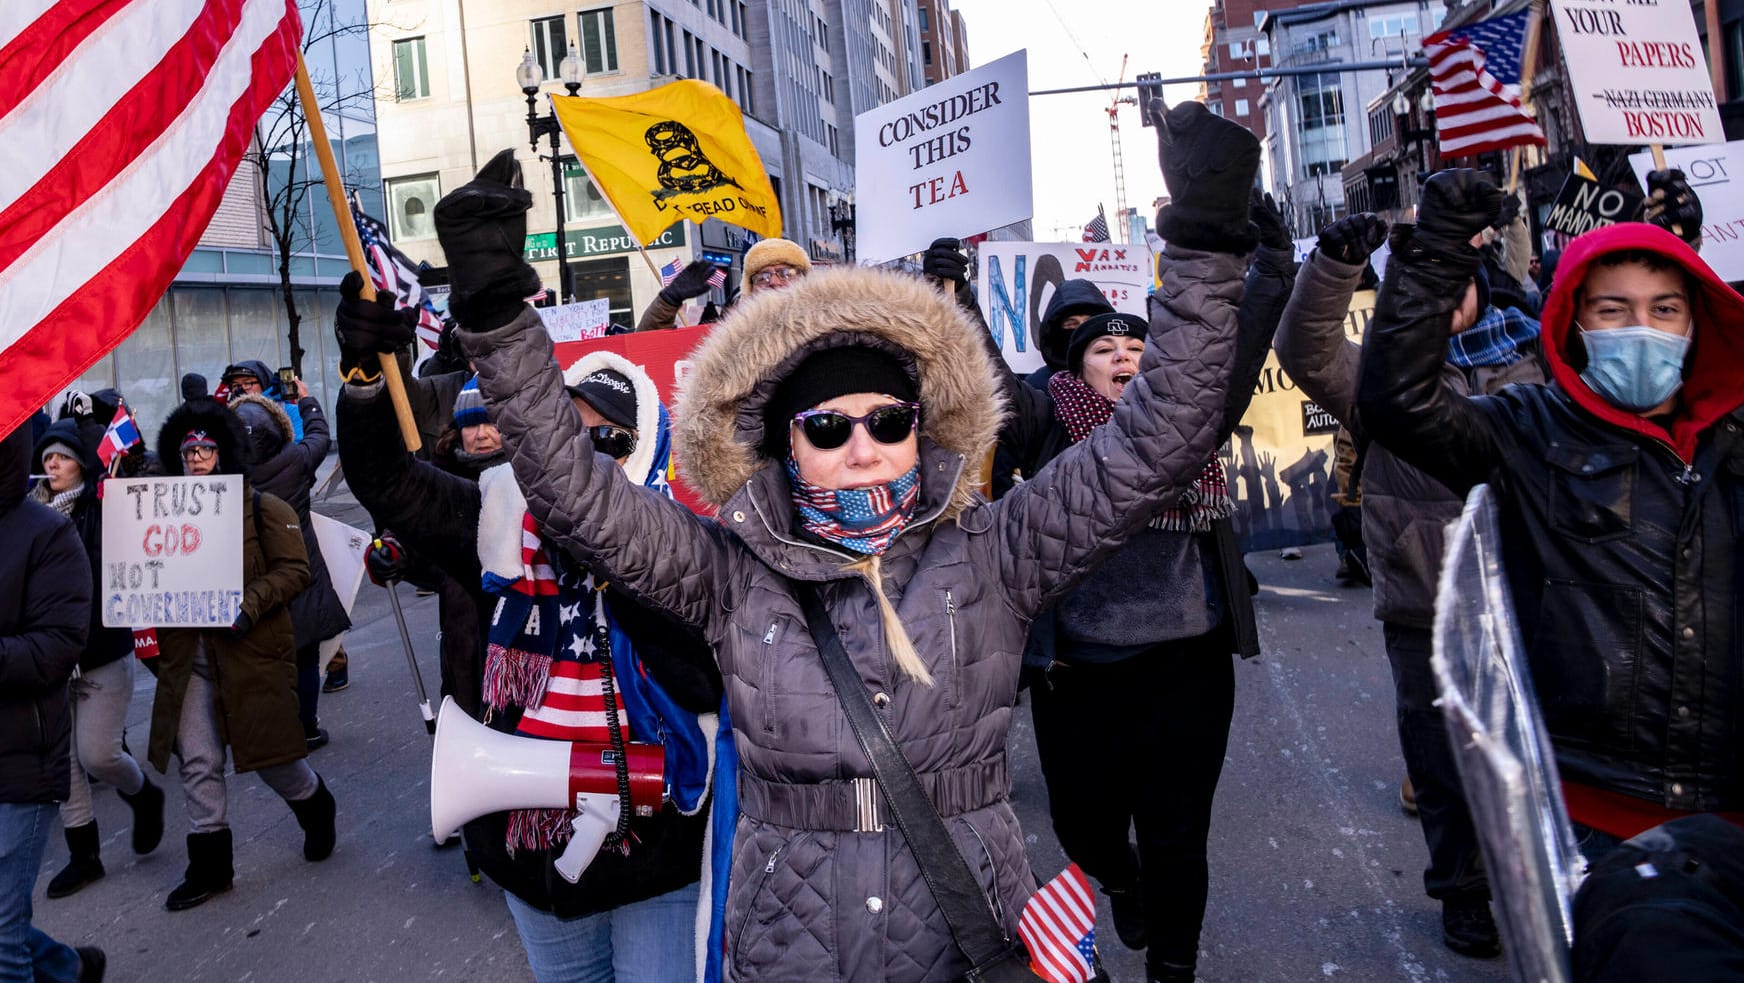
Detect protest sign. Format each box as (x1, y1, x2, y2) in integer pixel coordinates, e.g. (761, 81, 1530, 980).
(1552, 0, 1722, 146)
(540, 298, 613, 342)
(1542, 174, 1645, 237)
(976, 241, 1153, 376)
(855, 50, 1032, 262)
(1628, 141, 1744, 280)
(101, 476, 243, 628)
(311, 513, 369, 674)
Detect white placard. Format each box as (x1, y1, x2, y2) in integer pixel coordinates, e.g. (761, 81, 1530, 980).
(101, 476, 244, 628)
(540, 298, 612, 342)
(855, 50, 1032, 263)
(311, 513, 369, 615)
(976, 241, 1153, 376)
(1552, 0, 1722, 146)
(1628, 141, 1744, 279)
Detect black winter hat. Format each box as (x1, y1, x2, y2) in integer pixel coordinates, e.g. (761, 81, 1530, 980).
(764, 345, 918, 455)
(1066, 312, 1149, 375)
(565, 369, 638, 429)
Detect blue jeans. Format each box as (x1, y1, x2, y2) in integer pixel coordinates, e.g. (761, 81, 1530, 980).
(0, 802, 81, 983)
(504, 882, 700, 983)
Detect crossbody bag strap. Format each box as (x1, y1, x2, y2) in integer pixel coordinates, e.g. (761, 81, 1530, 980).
(794, 582, 1011, 965)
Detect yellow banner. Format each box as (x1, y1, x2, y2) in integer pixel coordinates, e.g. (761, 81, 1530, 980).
(550, 80, 782, 245)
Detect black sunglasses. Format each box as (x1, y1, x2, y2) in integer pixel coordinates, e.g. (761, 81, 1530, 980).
(587, 424, 637, 459)
(792, 402, 921, 450)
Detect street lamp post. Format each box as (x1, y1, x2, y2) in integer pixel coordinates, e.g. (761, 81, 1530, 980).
(518, 44, 584, 303)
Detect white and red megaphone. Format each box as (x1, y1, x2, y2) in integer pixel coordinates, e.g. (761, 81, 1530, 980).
(430, 697, 664, 883)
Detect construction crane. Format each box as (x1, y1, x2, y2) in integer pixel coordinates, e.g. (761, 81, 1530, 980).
(1107, 54, 1137, 243)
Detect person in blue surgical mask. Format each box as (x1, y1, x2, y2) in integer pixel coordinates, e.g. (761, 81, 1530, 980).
(1357, 169, 1744, 879)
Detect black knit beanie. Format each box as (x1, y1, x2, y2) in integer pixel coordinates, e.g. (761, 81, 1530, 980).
(764, 345, 918, 456)
(1066, 312, 1149, 375)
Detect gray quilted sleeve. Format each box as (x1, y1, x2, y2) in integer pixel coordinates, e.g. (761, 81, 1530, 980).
(1272, 248, 1366, 432)
(992, 246, 1245, 620)
(459, 308, 730, 632)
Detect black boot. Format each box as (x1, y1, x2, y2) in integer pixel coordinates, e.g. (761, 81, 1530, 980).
(288, 776, 336, 861)
(46, 821, 104, 899)
(117, 775, 165, 854)
(75, 946, 106, 983)
(165, 829, 234, 911)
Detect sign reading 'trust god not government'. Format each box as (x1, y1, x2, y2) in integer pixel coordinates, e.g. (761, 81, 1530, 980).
(102, 475, 244, 628)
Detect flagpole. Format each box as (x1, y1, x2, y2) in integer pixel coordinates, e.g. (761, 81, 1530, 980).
(294, 51, 422, 451)
(1506, 0, 1545, 194)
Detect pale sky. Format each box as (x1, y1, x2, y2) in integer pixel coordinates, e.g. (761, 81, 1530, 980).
(950, 0, 1214, 241)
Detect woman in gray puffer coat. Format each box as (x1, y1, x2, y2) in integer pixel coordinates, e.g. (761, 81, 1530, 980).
(433, 108, 1253, 981)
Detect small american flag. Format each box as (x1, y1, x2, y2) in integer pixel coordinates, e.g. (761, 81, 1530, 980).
(97, 400, 142, 469)
(1425, 9, 1546, 158)
(659, 258, 729, 290)
(1018, 864, 1098, 983)
(1082, 212, 1111, 243)
(351, 202, 445, 349)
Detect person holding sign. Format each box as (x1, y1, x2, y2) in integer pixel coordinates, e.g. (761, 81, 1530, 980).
(146, 399, 337, 912)
(28, 420, 164, 902)
(1358, 171, 1744, 863)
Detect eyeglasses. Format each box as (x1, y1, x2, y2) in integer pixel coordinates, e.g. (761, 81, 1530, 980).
(587, 425, 637, 459)
(792, 402, 921, 450)
(751, 265, 802, 287)
(180, 446, 216, 462)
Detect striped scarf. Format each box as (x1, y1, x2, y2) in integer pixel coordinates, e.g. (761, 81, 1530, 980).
(1047, 370, 1233, 533)
(786, 458, 921, 555)
(32, 481, 83, 517)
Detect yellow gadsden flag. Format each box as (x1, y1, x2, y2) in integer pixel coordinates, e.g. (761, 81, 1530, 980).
(551, 80, 783, 245)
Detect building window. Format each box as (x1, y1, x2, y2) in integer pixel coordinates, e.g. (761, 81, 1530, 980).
(682, 30, 695, 77)
(1235, 98, 1249, 116)
(561, 163, 615, 224)
(918, 5, 929, 30)
(530, 16, 567, 80)
(1297, 73, 1347, 179)
(1368, 13, 1419, 42)
(923, 40, 932, 66)
(392, 37, 429, 101)
(649, 10, 666, 74)
(571, 257, 633, 325)
(386, 174, 440, 241)
(579, 7, 618, 74)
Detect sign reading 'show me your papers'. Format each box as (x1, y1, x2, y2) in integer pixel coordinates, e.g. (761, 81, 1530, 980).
(1552, 0, 1723, 145)
(854, 50, 1033, 263)
(102, 476, 244, 628)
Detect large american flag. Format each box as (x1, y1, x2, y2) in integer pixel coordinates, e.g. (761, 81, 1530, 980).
(0, 0, 304, 439)
(1018, 864, 1098, 983)
(1425, 8, 1546, 158)
(352, 201, 444, 349)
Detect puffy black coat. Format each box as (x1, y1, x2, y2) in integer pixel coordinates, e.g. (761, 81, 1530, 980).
(31, 418, 134, 671)
(1357, 222, 1744, 814)
(0, 424, 91, 804)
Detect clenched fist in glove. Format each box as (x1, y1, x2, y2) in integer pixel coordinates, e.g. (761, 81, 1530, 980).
(1400, 168, 1502, 264)
(366, 533, 411, 587)
(1151, 98, 1261, 254)
(334, 271, 417, 380)
(433, 148, 544, 331)
(1250, 189, 1293, 251)
(659, 260, 726, 306)
(1644, 168, 1703, 249)
(1317, 213, 1389, 266)
(922, 237, 970, 285)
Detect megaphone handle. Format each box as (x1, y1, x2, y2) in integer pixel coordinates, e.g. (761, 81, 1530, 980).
(553, 797, 621, 884)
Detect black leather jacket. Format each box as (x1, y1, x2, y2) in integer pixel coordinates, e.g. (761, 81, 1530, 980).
(1357, 221, 1744, 813)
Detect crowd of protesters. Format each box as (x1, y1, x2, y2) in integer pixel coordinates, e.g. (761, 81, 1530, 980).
(6, 97, 1744, 983)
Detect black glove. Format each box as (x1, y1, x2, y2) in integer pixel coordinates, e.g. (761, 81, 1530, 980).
(1644, 168, 1703, 248)
(334, 271, 417, 379)
(921, 237, 969, 285)
(1317, 213, 1388, 266)
(1492, 189, 1523, 231)
(658, 260, 725, 306)
(366, 533, 411, 587)
(1405, 168, 1502, 262)
(1151, 98, 1261, 253)
(433, 148, 543, 331)
(1250, 190, 1292, 251)
(229, 612, 254, 639)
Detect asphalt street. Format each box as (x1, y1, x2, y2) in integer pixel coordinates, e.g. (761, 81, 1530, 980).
(31, 490, 1511, 983)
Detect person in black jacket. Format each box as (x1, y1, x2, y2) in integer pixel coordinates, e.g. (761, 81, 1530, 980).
(0, 423, 106, 982)
(29, 420, 164, 901)
(1357, 169, 1744, 850)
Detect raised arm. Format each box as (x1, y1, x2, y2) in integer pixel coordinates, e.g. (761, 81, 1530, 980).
(1272, 213, 1387, 431)
(1224, 190, 1300, 442)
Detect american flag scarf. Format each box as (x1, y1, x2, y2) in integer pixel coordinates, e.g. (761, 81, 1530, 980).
(1047, 370, 1232, 533)
(786, 458, 921, 555)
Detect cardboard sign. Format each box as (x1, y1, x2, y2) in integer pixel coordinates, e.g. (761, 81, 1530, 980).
(1552, 0, 1722, 146)
(855, 50, 1033, 262)
(312, 513, 369, 615)
(101, 476, 244, 628)
(540, 299, 612, 342)
(1627, 141, 1744, 280)
(1543, 174, 1645, 237)
(976, 241, 1154, 376)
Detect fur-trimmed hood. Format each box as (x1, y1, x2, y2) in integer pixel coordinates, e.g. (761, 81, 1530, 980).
(156, 398, 251, 477)
(673, 265, 1004, 515)
(229, 393, 295, 444)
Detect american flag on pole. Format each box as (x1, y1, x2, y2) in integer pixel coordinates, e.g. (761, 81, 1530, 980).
(352, 201, 444, 349)
(658, 257, 727, 290)
(1082, 211, 1111, 243)
(96, 398, 142, 469)
(1425, 8, 1546, 158)
(0, 0, 304, 440)
(1017, 864, 1098, 983)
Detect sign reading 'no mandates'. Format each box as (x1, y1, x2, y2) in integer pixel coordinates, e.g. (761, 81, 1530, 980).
(854, 49, 1033, 263)
(102, 475, 244, 628)
(1543, 174, 1645, 237)
(1552, 0, 1723, 146)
